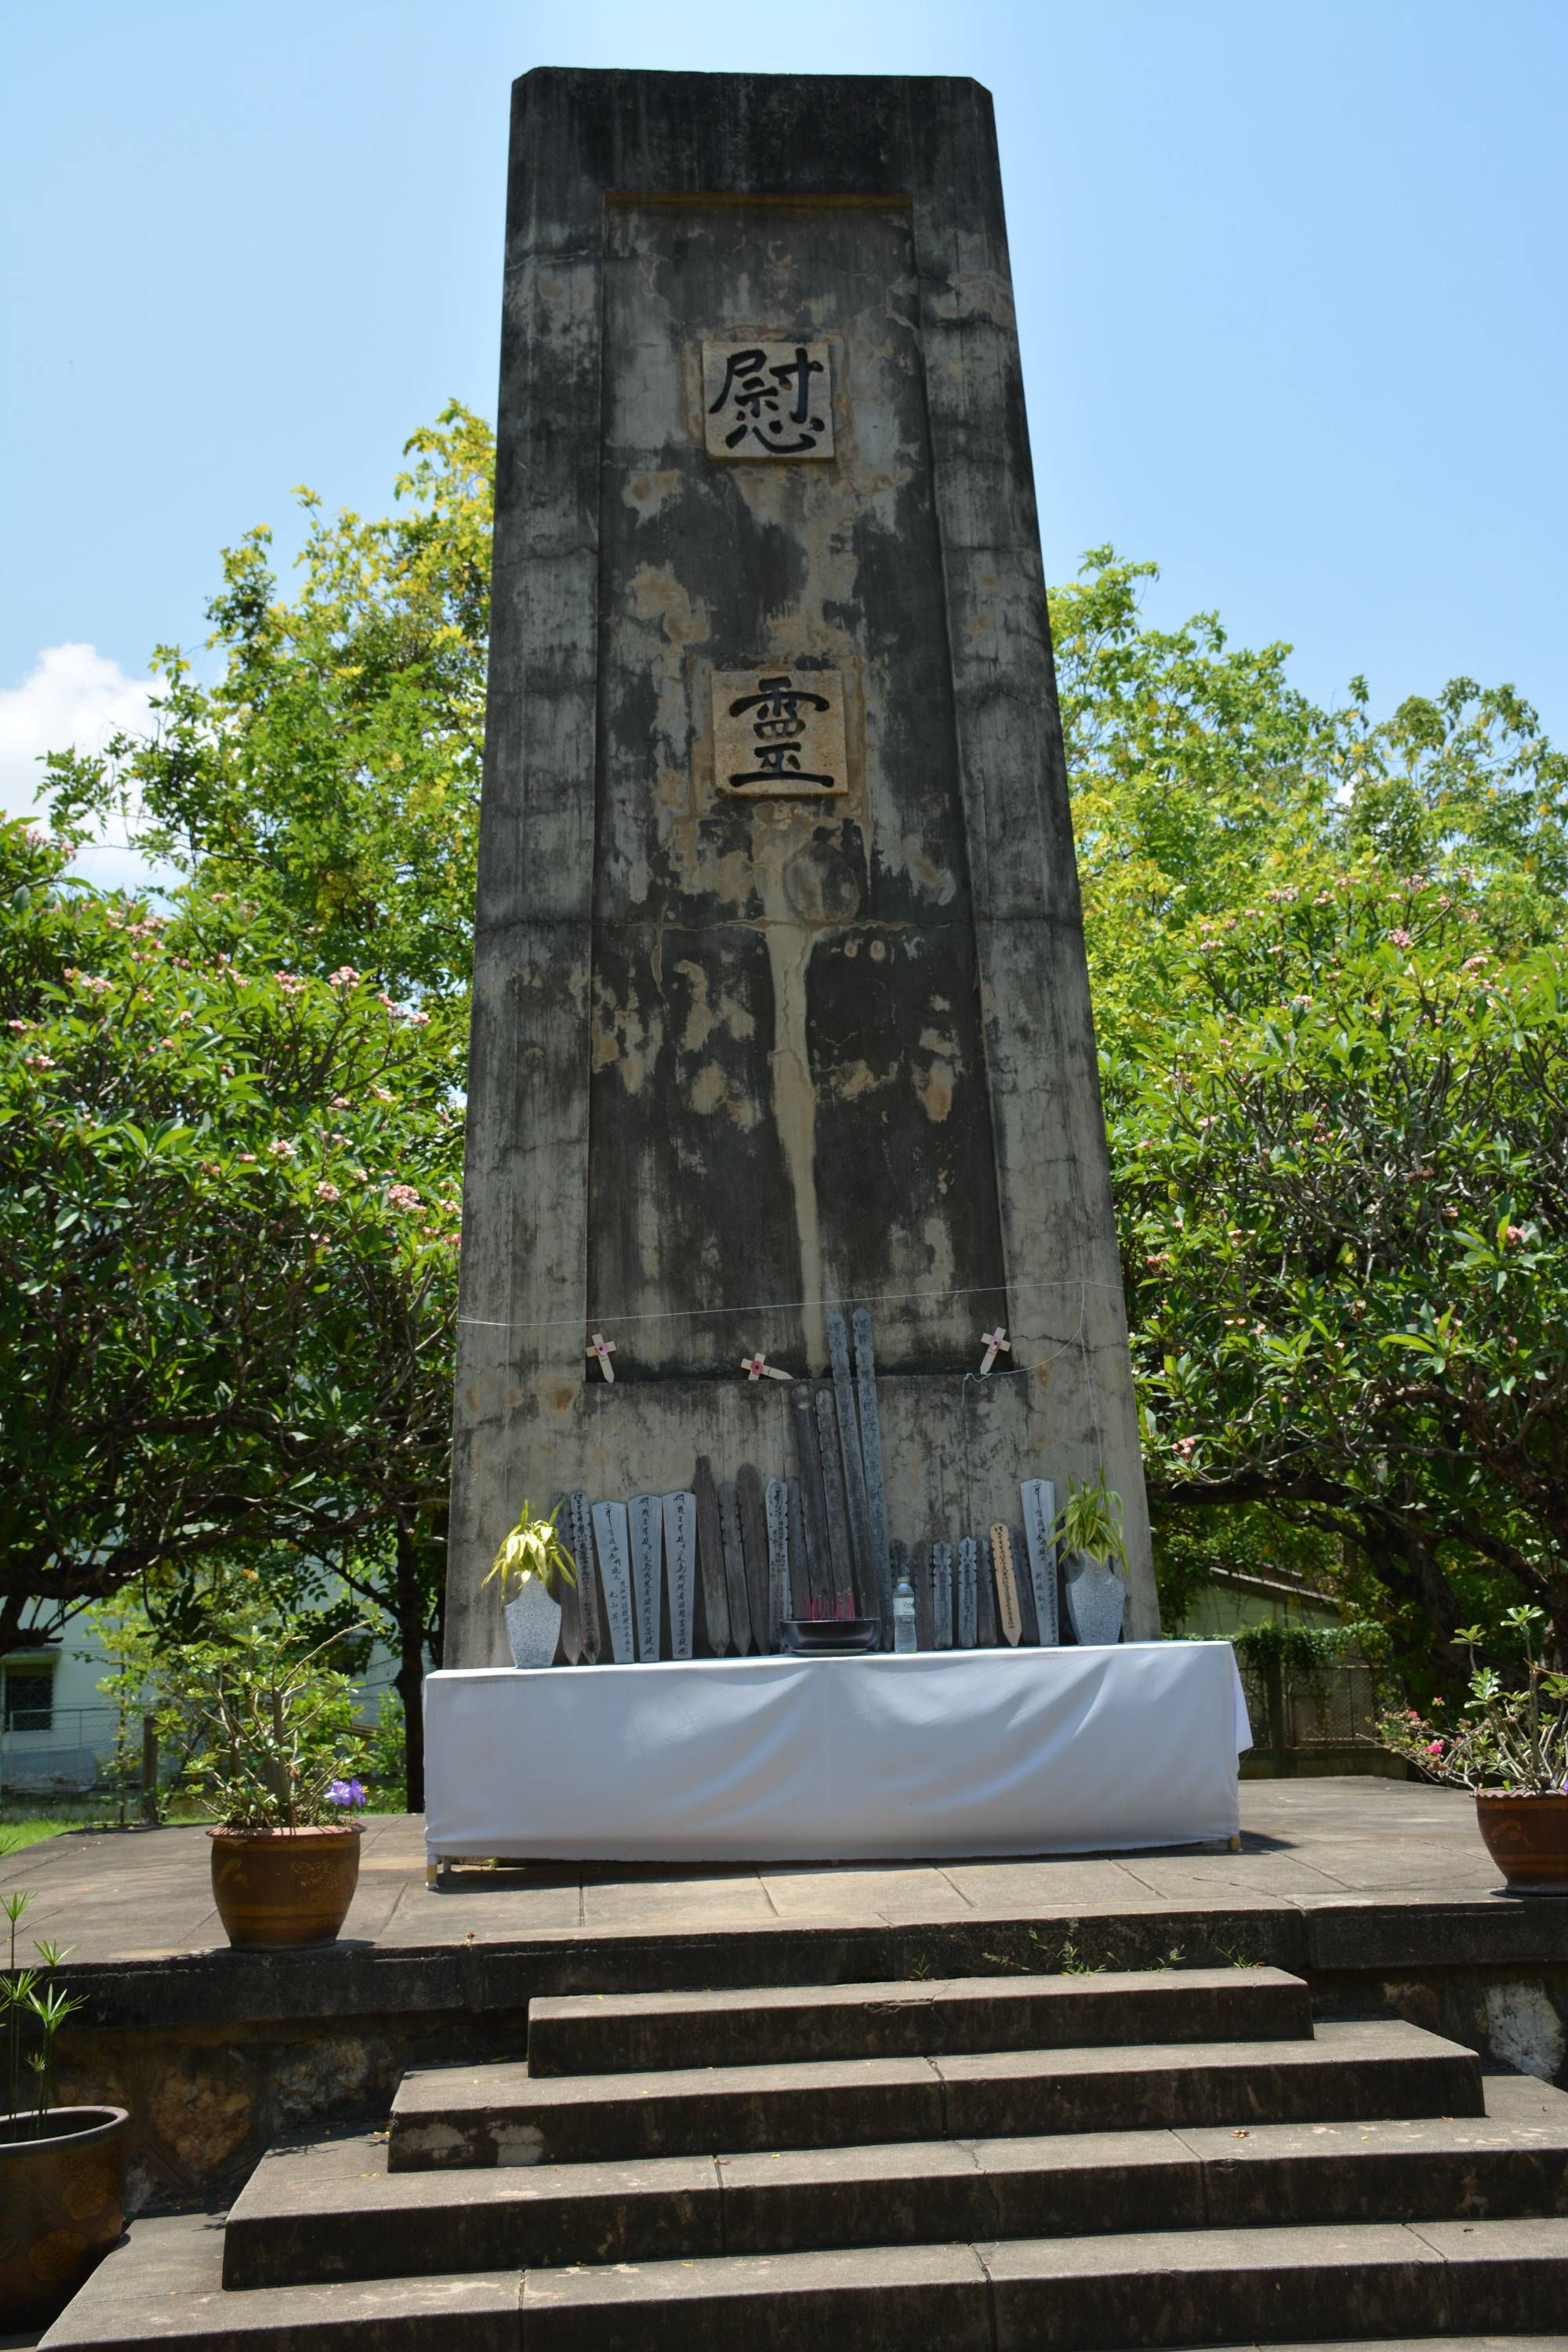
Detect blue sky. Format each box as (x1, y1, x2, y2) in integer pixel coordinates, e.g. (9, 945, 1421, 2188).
(2, 0, 1564, 874)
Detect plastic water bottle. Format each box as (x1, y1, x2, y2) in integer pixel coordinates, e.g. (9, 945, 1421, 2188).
(892, 1573, 917, 1653)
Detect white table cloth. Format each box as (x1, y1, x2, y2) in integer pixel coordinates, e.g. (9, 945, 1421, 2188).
(423, 1641, 1251, 1864)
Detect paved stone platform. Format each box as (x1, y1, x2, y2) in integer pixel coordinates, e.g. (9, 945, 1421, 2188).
(0, 1777, 1523, 1969)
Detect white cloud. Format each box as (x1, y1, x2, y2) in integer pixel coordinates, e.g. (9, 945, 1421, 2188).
(1, 644, 175, 895)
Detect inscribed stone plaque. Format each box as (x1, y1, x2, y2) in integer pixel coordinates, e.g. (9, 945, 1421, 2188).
(711, 670, 847, 799)
(702, 340, 833, 460)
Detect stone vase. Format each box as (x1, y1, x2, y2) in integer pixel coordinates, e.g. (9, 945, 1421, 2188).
(1064, 1552, 1126, 1646)
(0, 2105, 128, 2332)
(505, 1577, 562, 1668)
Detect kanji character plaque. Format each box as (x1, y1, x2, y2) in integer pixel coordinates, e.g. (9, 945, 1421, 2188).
(712, 669, 848, 797)
(703, 341, 834, 460)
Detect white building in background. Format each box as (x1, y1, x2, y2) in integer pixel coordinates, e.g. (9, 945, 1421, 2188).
(0, 1616, 402, 1808)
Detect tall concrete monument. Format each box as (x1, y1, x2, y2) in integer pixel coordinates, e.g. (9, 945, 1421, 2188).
(446, 67, 1159, 1664)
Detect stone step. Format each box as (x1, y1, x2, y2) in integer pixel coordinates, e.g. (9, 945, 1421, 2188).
(520, 2216, 1568, 2349)
(524, 1968, 1315, 2076)
(388, 2020, 1483, 2170)
(223, 2080, 1568, 2289)
(35, 2212, 517, 2352)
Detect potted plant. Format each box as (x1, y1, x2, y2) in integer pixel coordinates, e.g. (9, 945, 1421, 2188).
(2, 1886, 126, 2333)
(1379, 1605, 1568, 1893)
(1052, 1470, 1129, 1646)
(175, 1609, 374, 1948)
(485, 1499, 578, 1668)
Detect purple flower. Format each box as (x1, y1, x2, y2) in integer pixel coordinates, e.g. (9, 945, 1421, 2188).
(328, 1777, 367, 1809)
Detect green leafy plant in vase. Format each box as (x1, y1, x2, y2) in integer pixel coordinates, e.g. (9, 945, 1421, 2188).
(485, 1499, 578, 1668)
(1052, 1470, 1129, 1646)
(170, 1605, 374, 1947)
(1379, 1606, 1568, 1893)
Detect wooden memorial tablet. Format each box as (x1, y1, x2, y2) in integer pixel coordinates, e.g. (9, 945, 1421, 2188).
(718, 1480, 753, 1655)
(989, 1523, 1022, 1646)
(662, 1490, 697, 1660)
(737, 1462, 772, 1650)
(956, 1536, 978, 1648)
(628, 1491, 664, 1661)
(764, 1476, 790, 1651)
(693, 1456, 731, 1655)
(931, 1540, 953, 1650)
(852, 1309, 895, 1645)
(1020, 1478, 1059, 1646)
(591, 1499, 636, 1664)
(910, 1540, 935, 1651)
(814, 1388, 858, 1617)
(826, 1312, 874, 1606)
(568, 1490, 601, 1663)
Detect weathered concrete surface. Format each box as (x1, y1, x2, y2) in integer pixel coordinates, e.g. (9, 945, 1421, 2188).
(36, 2211, 519, 2352)
(450, 68, 1155, 1668)
(9, 1784, 1565, 2201)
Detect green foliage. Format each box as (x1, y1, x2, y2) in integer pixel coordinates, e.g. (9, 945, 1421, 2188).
(361, 1692, 408, 1813)
(483, 1500, 578, 1605)
(1380, 1606, 1568, 1791)
(1113, 863, 1568, 1682)
(168, 1600, 368, 1829)
(0, 816, 461, 1647)
(1051, 1471, 1128, 1572)
(1053, 549, 1568, 1061)
(46, 406, 493, 1007)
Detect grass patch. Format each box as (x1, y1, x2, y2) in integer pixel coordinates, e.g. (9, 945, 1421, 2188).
(0, 1818, 79, 1854)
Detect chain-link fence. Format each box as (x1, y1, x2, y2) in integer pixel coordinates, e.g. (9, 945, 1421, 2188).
(1235, 1657, 1385, 1754)
(0, 1704, 122, 1798)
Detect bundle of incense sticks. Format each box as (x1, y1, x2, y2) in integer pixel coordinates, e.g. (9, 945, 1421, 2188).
(799, 1593, 858, 1622)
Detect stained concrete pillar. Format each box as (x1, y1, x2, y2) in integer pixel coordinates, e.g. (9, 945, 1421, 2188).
(448, 68, 1158, 1664)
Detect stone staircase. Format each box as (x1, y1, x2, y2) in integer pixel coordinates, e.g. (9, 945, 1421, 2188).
(40, 1966, 1568, 2350)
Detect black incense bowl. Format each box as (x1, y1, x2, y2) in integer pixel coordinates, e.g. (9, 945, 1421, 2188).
(779, 1618, 881, 1657)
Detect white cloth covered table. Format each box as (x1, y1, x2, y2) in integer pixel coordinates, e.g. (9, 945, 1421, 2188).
(423, 1641, 1251, 1864)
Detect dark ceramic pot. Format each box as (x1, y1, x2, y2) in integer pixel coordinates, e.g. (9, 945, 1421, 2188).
(1475, 1791, 1568, 1894)
(208, 1824, 362, 1947)
(0, 2105, 128, 2332)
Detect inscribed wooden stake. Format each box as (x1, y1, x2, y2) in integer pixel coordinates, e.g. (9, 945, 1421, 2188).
(718, 1481, 753, 1655)
(628, 1492, 664, 1661)
(662, 1490, 697, 1661)
(826, 1311, 874, 1607)
(910, 1539, 935, 1650)
(1020, 1478, 1059, 1647)
(852, 1308, 895, 1646)
(989, 1522, 1022, 1646)
(932, 1539, 953, 1650)
(764, 1476, 790, 1649)
(786, 1479, 811, 1617)
(956, 1536, 978, 1648)
(814, 1387, 858, 1616)
(790, 1386, 835, 1613)
(568, 1491, 601, 1663)
(693, 1455, 731, 1656)
(591, 1500, 636, 1663)
(737, 1463, 772, 1651)
(975, 1530, 998, 1648)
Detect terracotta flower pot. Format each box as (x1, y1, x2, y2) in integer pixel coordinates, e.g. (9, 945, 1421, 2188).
(1475, 1790, 1568, 1894)
(0, 2105, 128, 2332)
(208, 1824, 362, 1948)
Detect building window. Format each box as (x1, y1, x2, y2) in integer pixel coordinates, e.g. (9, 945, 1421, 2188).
(2, 1668, 54, 1733)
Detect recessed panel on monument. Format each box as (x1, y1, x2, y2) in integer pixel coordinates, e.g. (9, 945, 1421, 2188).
(448, 68, 1159, 1668)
